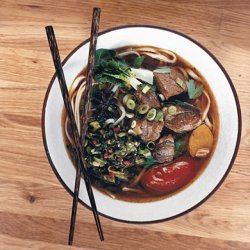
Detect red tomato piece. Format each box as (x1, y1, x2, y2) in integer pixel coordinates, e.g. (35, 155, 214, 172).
(141, 156, 200, 195)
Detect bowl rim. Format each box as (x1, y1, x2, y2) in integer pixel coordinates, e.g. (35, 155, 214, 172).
(42, 24, 242, 224)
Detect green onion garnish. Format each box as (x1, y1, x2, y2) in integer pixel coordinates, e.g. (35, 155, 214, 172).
(155, 111, 164, 122)
(126, 99, 136, 110)
(168, 105, 177, 115)
(137, 104, 149, 114)
(146, 108, 157, 121)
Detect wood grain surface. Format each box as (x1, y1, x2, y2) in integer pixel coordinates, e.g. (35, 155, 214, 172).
(0, 0, 249, 249)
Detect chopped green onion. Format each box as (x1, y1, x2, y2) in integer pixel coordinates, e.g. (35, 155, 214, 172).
(155, 111, 164, 122)
(146, 108, 157, 121)
(146, 141, 155, 150)
(126, 143, 137, 154)
(117, 146, 127, 157)
(131, 120, 137, 128)
(103, 175, 116, 183)
(135, 156, 145, 166)
(133, 141, 141, 147)
(111, 84, 119, 93)
(118, 132, 126, 138)
(142, 85, 151, 94)
(138, 148, 151, 157)
(137, 104, 150, 114)
(89, 121, 101, 131)
(126, 99, 136, 110)
(108, 166, 128, 181)
(176, 77, 186, 90)
(168, 105, 177, 115)
(92, 157, 106, 167)
(123, 94, 133, 105)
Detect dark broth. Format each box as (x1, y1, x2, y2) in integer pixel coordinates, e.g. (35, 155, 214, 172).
(62, 45, 219, 203)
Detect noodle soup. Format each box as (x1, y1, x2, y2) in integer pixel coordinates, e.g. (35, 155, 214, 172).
(63, 45, 219, 202)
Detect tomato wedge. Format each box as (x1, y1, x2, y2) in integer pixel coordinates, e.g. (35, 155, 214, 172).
(141, 156, 200, 195)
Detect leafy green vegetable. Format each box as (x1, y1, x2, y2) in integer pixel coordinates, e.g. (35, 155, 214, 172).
(174, 136, 187, 158)
(94, 49, 142, 90)
(154, 67, 171, 73)
(144, 156, 157, 168)
(132, 56, 145, 68)
(94, 49, 116, 68)
(186, 79, 203, 99)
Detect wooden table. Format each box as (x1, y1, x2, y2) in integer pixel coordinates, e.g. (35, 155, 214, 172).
(0, 0, 249, 249)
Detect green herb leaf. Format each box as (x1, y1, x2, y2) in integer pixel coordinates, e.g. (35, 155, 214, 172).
(132, 56, 145, 68)
(186, 79, 203, 99)
(94, 73, 125, 87)
(94, 49, 116, 68)
(144, 156, 157, 168)
(94, 49, 144, 90)
(153, 67, 171, 74)
(174, 136, 187, 158)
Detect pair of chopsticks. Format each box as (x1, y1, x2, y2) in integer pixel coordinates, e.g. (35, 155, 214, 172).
(45, 7, 104, 244)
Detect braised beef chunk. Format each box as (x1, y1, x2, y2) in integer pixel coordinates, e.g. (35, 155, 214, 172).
(154, 67, 187, 99)
(135, 88, 161, 108)
(153, 135, 174, 163)
(133, 120, 164, 142)
(141, 56, 161, 70)
(162, 103, 202, 133)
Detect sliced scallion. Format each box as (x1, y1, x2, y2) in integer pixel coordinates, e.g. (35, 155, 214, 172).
(146, 141, 155, 150)
(118, 132, 126, 138)
(137, 104, 149, 114)
(89, 121, 101, 131)
(168, 105, 177, 115)
(126, 99, 136, 110)
(123, 94, 133, 105)
(155, 111, 164, 122)
(92, 157, 106, 167)
(135, 157, 145, 166)
(142, 85, 151, 94)
(138, 148, 151, 157)
(146, 108, 157, 121)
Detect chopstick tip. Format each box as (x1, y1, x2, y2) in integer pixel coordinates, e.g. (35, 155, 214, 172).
(93, 7, 101, 13)
(45, 25, 53, 32)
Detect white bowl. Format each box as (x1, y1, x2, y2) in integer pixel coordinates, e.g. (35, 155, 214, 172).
(42, 25, 241, 222)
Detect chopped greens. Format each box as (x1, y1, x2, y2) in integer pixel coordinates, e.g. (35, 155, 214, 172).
(94, 49, 143, 90)
(132, 56, 145, 68)
(174, 136, 187, 158)
(94, 48, 116, 68)
(186, 79, 203, 99)
(144, 156, 157, 169)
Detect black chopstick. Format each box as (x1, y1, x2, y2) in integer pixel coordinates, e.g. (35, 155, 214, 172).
(68, 7, 102, 244)
(45, 9, 103, 244)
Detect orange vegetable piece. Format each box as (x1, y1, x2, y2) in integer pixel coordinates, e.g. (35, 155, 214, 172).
(188, 124, 213, 158)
